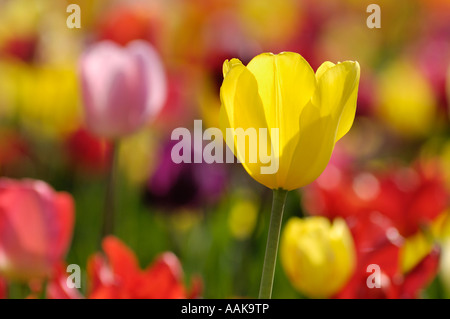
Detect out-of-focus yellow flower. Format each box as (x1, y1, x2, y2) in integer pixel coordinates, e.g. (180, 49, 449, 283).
(401, 209, 450, 274)
(280, 216, 355, 298)
(228, 192, 258, 240)
(377, 60, 437, 137)
(220, 52, 360, 190)
(0, 0, 42, 42)
(400, 231, 433, 274)
(119, 128, 158, 185)
(168, 209, 202, 233)
(0, 61, 80, 138)
(432, 209, 450, 240)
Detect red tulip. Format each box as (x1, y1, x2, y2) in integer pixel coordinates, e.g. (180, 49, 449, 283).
(373, 163, 448, 237)
(96, 4, 163, 47)
(79, 40, 167, 138)
(87, 236, 201, 299)
(335, 214, 440, 299)
(303, 161, 447, 298)
(65, 128, 111, 174)
(0, 179, 74, 281)
(304, 161, 449, 237)
(1, 34, 38, 63)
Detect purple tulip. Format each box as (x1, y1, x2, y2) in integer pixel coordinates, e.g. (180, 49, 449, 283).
(144, 139, 228, 210)
(79, 40, 166, 138)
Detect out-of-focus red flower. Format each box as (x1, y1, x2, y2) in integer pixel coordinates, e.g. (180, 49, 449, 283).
(335, 214, 440, 299)
(304, 161, 449, 237)
(0, 179, 74, 281)
(374, 163, 448, 237)
(65, 128, 111, 174)
(87, 236, 201, 299)
(304, 161, 447, 298)
(1, 35, 38, 63)
(46, 263, 83, 299)
(96, 4, 163, 47)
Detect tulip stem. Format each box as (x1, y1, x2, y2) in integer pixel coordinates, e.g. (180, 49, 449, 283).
(259, 188, 288, 299)
(101, 139, 119, 238)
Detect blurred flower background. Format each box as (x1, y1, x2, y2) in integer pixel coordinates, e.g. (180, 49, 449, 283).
(0, 0, 449, 299)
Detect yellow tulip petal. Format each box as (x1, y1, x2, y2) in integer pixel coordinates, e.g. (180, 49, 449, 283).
(246, 52, 316, 185)
(222, 58, 244, 78)
(314, 61, 360, 141)
(219, 59, 245, 133)
(315, 61, 335, 80)
(283, 102, 338, 190)
(219, 59, 276, 188)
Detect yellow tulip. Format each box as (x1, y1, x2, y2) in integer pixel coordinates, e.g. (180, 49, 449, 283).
(0, 61, 80, 138)
(280, 216, 356, 298)
(220, 52, 360, 191)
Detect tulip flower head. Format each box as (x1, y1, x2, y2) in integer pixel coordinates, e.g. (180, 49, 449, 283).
(79, 40, 167, 139)
(86, 236, 201, 299)
(280, 216, 356, 298)
(0, 179, 74, 281)
(220, 52, 360, 190)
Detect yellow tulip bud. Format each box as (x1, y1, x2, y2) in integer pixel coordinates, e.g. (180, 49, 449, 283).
(220, 52, 360, 191)
(280, 216, 356, 298)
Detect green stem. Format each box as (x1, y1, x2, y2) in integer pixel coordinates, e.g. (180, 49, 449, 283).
(101, 139, 119, 238)
(258, 188, 288, 299)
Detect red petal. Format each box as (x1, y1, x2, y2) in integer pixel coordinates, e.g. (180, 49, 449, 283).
(46, 263, 84, 299)
(101, 236, 140, 285)
(137, 252, 186, 299)
(399, 249, 440, 298)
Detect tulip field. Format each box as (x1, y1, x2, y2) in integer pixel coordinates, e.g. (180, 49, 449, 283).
(0, 0, 449, 300)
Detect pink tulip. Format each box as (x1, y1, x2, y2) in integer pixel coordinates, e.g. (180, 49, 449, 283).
(0, 179, 74, 281)
(79, 40, 167, 138)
